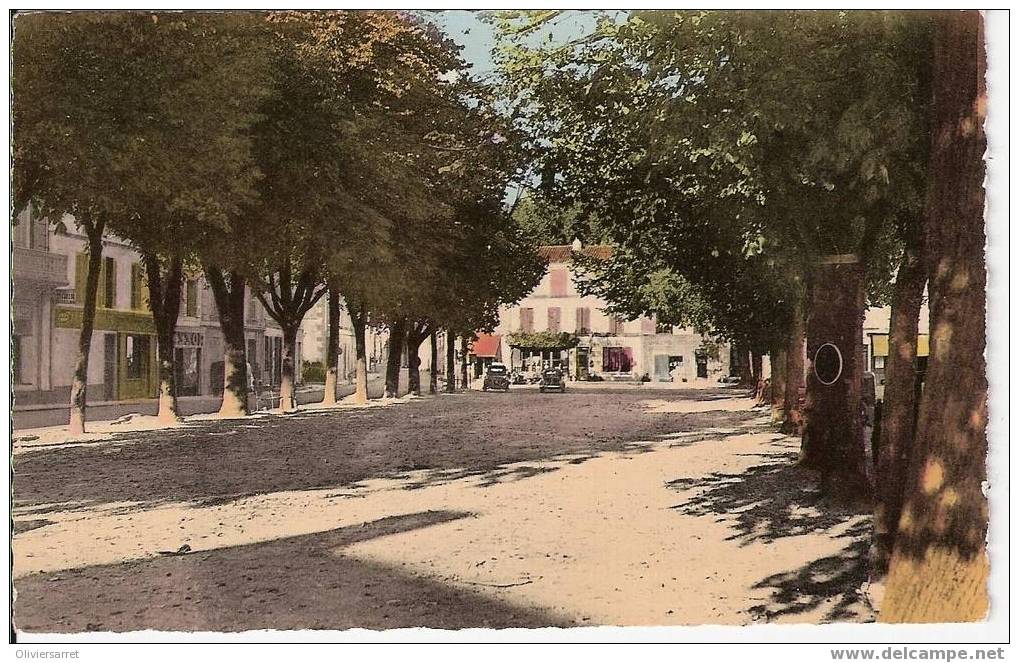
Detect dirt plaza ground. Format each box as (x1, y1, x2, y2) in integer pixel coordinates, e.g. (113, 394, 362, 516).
(12, 386, 874, 632)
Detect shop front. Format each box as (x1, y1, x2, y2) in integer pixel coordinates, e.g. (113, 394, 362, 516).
(55, 306, 158, 400)
(173, 330, 203, 397)
(506, 331, 578, 378)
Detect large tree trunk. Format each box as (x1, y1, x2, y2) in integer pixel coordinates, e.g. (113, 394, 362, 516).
(459, 335, 469, 390)
(279, 324, 298, 412)
(205, 266, 249, 418)
(783, 299, 806, 434)
(405, 323, 429, 396)
(730, 342, 752, 385)
(429, 331, 439, 395)
(873, 244, 927, 576)
(445, 328, 456, 393)
(750, 350, 764, 398)
(350, 302, 369, 404)
(250, 259, 327, 412)
(770, 345, 788, 422)
(68, 216, 106, 435)
(322, 287, 341, 406)
(143, 252, 184, 424)
(881, 11, 988, 623)
(801, 258, 871, 502)
(384, 319, 406, 398)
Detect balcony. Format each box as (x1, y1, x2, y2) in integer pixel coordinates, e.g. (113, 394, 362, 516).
(13, 247, 68, 287)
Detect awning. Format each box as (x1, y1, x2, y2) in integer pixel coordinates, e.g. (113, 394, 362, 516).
(870, 333, 930, 358)
(471, 333, 501, 358)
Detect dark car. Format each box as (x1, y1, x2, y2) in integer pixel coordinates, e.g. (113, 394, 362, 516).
(483, 363, 511, 392)
(539, 368, 566, 393)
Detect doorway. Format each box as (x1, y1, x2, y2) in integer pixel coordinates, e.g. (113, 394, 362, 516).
(103, 334, 117, 400)
(119, 333, 155, 399)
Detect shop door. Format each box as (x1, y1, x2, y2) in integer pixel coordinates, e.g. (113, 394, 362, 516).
(654, 354, 670, 381)
(695, 352, 708, 378)
(119, 333, 156, 399)
(103, 334, 117, 400)
(174, 347, 201, 397)
(576, 347, 590, 380)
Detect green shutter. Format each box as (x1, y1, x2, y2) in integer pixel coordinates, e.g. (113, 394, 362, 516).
(105, 258, 116, 308)
(130, 264, 140, 310)
(75, 253, 88, 303)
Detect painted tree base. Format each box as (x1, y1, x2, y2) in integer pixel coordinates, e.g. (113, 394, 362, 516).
(878, 547, 989, 623)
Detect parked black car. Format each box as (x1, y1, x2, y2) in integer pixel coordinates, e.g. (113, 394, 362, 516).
(483, 363, 511, 392)
(539, 368, 566, 393)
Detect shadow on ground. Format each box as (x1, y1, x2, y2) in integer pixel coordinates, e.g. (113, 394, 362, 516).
(667, 441, 867, 546)
(747, 520, 873, 623)
(13, 510, 572, 632)
(14, 388, 761, 512)
(667, 440, 873, 623)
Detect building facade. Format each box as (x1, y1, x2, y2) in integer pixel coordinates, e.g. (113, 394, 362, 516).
(302, 297, 391, 380)
(484, 243, 729, 382)
(12, 206, 303, 406)
(862, 303, 931, 400)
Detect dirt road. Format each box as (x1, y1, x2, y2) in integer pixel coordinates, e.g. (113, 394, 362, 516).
(12, 387, 873, 632)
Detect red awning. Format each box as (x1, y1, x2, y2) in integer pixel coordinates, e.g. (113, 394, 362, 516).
(471, 333, 501, 358)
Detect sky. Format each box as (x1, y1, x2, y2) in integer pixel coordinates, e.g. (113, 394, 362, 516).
(431, 10, 501, 76)
(430, 10, 604, 80)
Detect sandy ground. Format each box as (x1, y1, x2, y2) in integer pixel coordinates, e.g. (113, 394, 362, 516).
(12, 387, 873, 632)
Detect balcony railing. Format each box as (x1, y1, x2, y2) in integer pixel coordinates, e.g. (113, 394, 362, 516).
(13, 247, 68, 287)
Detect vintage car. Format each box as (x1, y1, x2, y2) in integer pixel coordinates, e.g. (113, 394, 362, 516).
(538, 367, 566, 393)
(482, 363, 511, 392)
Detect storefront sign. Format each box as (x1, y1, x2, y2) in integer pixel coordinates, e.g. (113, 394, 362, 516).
(54, 306, 155, 334)
(175, 331, 204, 347)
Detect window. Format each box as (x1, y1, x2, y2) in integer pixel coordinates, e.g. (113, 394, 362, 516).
(549, 269, 568, 297)
(603, 347, 633, 372)
(247, 290, 259, 322)
(547, 307, 561, 333)
(75, 253, 116, 307)
(608, 315, 625, 336)
(519, 307, 534, 332)
(29, 213, 48, 250)
(130, 263, 149, 310)
(873, 355, 886, 370)
(576, 307, 591, 334)
(125, 334, 150, 379)
(185, 280, 198, 317)
(103, 257, 116, 308)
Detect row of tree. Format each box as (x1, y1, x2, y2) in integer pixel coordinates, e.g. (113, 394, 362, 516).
(13, 11, 543, 432)
(493, 10, 988, 622)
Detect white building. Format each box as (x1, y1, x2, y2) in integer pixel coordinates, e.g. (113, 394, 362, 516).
(302, 297, 390, 380)
(12, 206, 304, 406)
(862, 302, 931, 399)
(482, 242, 730, 382)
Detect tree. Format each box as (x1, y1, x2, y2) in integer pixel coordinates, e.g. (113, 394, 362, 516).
(493, 10, 928, 498)
(12, 11, 264, 431)
(197, 10, 451, 412)
(880, 9, 988, 622)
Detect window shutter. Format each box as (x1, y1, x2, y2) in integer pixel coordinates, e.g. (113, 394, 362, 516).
(30, 216, 48, 250)
(186, 280, 197, 317)
(104, 257, 116, 308)
(548, 307, 561, 333)
(131, 264, 140, 310)
(75, 253, 88, 304)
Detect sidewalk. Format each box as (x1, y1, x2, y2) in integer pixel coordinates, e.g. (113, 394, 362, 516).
(12, 376, 386, 431)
